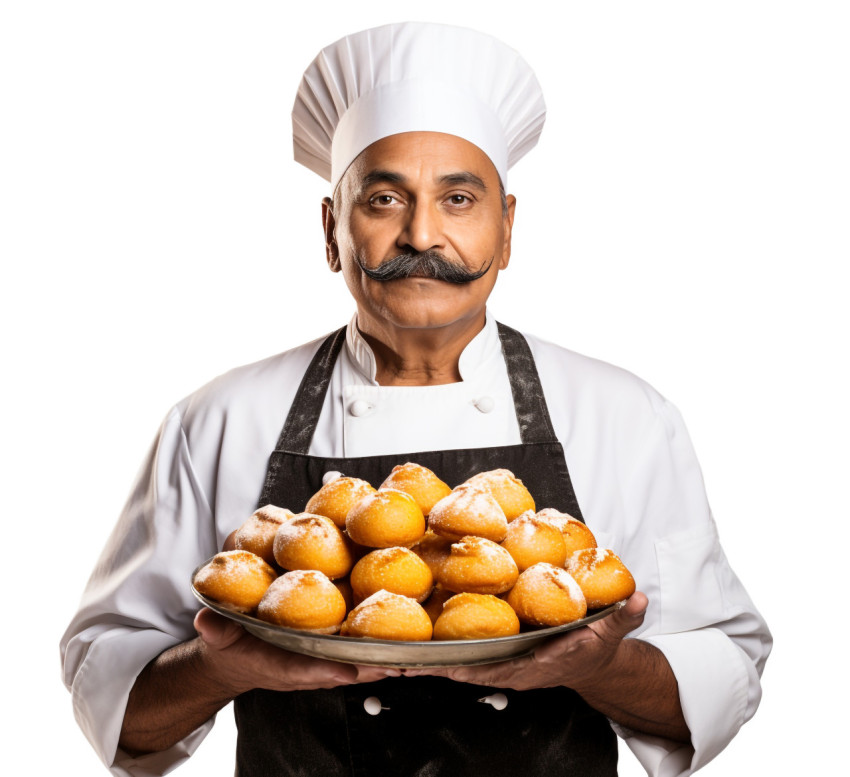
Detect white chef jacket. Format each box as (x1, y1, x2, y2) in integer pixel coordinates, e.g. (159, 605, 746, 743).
(60, 311, 771, 777)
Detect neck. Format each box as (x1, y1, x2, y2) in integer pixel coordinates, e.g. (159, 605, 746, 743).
(357, 311, 487, 386)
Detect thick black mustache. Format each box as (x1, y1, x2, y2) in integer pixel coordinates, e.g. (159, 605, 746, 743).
(357, 250, 494, 284)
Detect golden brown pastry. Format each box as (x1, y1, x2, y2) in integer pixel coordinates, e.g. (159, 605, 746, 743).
(256, 569, 347, 633)
(340, 590, 433, 641)
(410, 530, 453, 577)
(333, 576, 354, 612)
(272, 513, 355, 579)
(421, 585, 455, 625)
(350, 546, 434, 604)
(233, 505, 294, 566)
(536, 508, 598, 556)
(436, 536, 519, 595)
(305, 476, 376, 528)
(500, 510, 567, 572)
(462, 469, 535, 521)
(565, 548, 636, 608)
(506, 562, 587, 627)
(428, 484, 508, 542)
(433, 592, 520, 640)
(193, 550, 277, 613)
(380, 462, 452, 516)
(345, 488, 427, 549)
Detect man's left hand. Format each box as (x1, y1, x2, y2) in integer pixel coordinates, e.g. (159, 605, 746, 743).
(403, 592, 648, 692)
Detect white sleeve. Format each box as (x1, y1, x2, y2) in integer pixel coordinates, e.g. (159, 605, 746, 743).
(611, 399, 772, 776)
(60, 406, 219, 776)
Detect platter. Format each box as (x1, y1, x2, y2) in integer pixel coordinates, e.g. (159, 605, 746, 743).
(191, 565, 625, 667)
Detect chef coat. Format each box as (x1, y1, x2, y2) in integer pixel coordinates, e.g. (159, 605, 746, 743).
(60, 311, 772, 777)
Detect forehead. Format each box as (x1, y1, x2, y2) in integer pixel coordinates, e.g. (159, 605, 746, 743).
(342, 131, 501, 189)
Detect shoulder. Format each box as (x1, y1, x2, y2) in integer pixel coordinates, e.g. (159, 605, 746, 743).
(169, 331, 335, 446)
(520, 328, 669, 419)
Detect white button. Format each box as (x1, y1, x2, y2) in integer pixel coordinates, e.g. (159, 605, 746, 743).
(478, 693, 508, 710)
(322, 471, 342, 485)
(349, 399, 373, 417)
(363, 696, 384, 715)
(473, 396, 495, 414)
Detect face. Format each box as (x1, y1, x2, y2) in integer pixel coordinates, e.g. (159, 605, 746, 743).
(322, 131, 516, 335)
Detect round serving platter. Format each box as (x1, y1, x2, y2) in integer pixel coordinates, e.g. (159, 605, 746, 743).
(191, 567, 625, 667)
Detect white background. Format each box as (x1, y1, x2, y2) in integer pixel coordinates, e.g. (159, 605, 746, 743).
(2, 1, 848, 774)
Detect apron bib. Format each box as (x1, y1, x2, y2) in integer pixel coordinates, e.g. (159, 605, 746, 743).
(234, 323, 617, 776)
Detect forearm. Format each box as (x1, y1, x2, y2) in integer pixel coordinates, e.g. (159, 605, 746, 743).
(573, 637, 690, 743)
(119, 638, 239, 756)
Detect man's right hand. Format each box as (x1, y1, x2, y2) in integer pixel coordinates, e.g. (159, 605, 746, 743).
(193, 607, 394, 694)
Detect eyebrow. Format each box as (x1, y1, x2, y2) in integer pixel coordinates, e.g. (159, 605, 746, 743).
(357, 169, 489, 192)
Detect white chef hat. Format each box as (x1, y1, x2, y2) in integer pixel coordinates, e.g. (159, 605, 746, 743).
(292, 22, 546, 189)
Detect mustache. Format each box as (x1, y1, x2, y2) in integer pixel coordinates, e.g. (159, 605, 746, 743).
(356, 250, 494, 284)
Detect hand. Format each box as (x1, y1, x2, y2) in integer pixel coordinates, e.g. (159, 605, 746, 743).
(193, 608, 395, 695)
(403, 592, 648, 692)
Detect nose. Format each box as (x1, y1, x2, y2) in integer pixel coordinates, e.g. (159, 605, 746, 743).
(396, 201, 444, 254)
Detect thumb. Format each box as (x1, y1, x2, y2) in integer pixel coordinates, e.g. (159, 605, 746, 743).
(194, 607, 246, 650)
(596, 592, 648, 641)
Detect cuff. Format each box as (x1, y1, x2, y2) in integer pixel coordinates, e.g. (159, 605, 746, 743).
(70, 627, 214, 775)
(619, 629, 751, 776)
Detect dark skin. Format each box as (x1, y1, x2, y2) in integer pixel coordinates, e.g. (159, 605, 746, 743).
(118, 132, 689, 756)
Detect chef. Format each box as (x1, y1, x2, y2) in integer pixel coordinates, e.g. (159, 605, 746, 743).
(61, 22, 771, 777)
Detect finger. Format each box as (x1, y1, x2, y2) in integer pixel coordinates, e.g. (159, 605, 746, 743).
(595, 592, 648, 641)
(194, 607, 245, 649)
(354, 665, 403, 683)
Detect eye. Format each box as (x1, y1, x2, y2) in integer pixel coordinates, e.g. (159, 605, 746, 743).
(446, 193, 472, 206)
(369, 194, 399, 207)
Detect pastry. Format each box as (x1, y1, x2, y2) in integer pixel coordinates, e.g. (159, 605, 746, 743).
(436, 536, 519, 595)
(272, 513, 355, 579)
(500, 510, 567, 572)
(536, 508, 598, 556)
(305, 476, 376, 528)
(462, 469, 535, 521)
(506, 562, 587, 627)
(256, 569, 347, 633)
(380, 462, 452, 516)
(192, 550, 277, 613)
(565, 548, 635, 608)
(433, 592, 520, 640)
(428, 484, 508, 542)
(350, 546, 434, 604)
(340, 590, 433, 641)
(233, 504, 294, 566)
(345, 488, 426, 549)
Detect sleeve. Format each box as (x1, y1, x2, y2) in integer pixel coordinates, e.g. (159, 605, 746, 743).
(611, 398, 772, 776)
(59, 406, 220, 776)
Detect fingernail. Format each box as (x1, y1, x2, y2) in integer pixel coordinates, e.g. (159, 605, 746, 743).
(384, 669, 401, 677)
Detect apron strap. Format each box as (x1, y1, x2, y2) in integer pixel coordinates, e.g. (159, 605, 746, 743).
(273, 321, 560, 453)
(273, 327, 347, 454)
(496, 322, 559, 445)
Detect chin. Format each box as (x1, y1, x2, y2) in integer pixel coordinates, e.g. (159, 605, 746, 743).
(377, 288, 486, 331)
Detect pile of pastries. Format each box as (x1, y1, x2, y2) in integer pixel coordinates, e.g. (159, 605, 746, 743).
(192, 464, 636, 642)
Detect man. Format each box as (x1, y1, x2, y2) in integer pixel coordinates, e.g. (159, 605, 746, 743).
(61, 22, 771, 776)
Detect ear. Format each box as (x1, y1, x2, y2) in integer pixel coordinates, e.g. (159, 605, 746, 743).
(499, 194, 517, 270)
(322, 197, 341, 272)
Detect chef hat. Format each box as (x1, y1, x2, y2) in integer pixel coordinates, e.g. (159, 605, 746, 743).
(292, 22, 546, 189)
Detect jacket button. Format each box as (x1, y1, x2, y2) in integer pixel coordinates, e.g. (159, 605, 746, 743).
(349, 399, 373, 417)
(363, 696, 384, 715)
(473, 396, 495, 414)
(478, 693, 508, 710)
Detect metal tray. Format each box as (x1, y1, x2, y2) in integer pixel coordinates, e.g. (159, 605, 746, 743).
(191, 567, 626, 667)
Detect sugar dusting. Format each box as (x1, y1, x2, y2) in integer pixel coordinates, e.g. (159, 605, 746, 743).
(519, 562, 584, 603)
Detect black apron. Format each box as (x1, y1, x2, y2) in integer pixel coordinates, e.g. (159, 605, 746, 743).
(234, 323, 617, 776)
